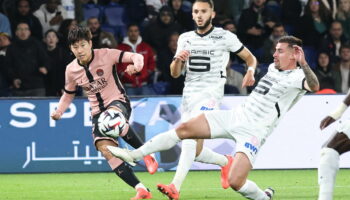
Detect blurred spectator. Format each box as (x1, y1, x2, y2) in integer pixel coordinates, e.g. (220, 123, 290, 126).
(320, 21, 348, 63)
(43, 29, 72, 96)
(143, 6, 183, 54)
(0, 32, 11, 96)
(281, 0, 302, 34)
(225, 64, 247, 95)
(0, 12, 12, 37)
(9, 0, 43, 41)
(237, 0, 280, 59)
(124, 0, 148, 26)
(333, 44, 350, 93)
(87, 17, 117, 48)
(296, 0, 332, 48)
(169, 0, 194, 31)
(57, 18, 77, 48)
(117, 24, 156, 95)
(314, 52, 341, 92)
(212, 0, 231, 26)
(156, 32, 184, 94)
(145, 0, 168, 21)
(223, 20, 239, 63)
(261, 23, 286, 63)
(336, 0, 350, 39)
(5, 22, 49, 96)
(321, 0, 338, 19)
(229, 0, 249, 24)
(34, 0, 68, 35)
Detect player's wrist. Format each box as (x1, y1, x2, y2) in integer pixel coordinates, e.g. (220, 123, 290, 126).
(247, 66, 255, 73)
(173, 57, 185, 64)
(329, 102, 347, 120)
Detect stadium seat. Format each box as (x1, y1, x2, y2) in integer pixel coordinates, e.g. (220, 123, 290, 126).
(83, 3, 102, 21)
(103, 2, 128, 38)
(303, 46, 317, 69)
(266, 1, 282, 17)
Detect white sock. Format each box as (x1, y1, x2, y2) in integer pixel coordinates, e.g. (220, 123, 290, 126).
(237, 180, 269, 200)
(131, 129, 181, 160)
(172, 139, 197, 191)
(135, 183, 147, 190)
(195, 147, 228, 167)
(318, 148, 339, 200)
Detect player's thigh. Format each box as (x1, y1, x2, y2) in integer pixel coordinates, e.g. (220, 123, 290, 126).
(176, 113, 211, 139)
(229, 152, 252, 190)
(96, 139, 118, 160)
(325, 132, 350, 155)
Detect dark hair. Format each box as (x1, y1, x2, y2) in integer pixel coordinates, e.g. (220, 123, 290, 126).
(194, 0, 214, 9)
(44, 29, 58, 38)
(278, 36, 303, 48)
(340, 44, 350, 52)
(127, 23, 139, 30)
(67, 26, 92, 46)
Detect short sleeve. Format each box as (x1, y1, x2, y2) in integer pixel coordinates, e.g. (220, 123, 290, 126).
(290, 69, 306, 90)
(226, 31, 244, 54)
(175, 33, 187, 57)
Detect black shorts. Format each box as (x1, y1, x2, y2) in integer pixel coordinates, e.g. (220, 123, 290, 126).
(92, 100, 131, 146)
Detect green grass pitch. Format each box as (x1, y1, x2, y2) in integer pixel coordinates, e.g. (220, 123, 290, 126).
(1, 169, 350, 199)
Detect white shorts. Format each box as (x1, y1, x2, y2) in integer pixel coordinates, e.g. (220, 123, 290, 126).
(204, 107, 269, 165)
(181, 95, 221, 122)
(336, 119, 350, 138)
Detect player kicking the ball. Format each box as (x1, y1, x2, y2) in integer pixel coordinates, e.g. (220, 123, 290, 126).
(108, 36, 320, 200)
(50, 26, 157, 200)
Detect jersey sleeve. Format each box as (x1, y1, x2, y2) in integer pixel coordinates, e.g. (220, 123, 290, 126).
(106, 49, 123, 64)
(64, 65, 77, 93)
(175, 34, 187, 57)
(290, 69, 306, 90)
(226, 31, 244, 54)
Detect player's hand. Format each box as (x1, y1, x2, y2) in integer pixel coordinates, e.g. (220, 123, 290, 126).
(175, 50, 190, 63)
(320, 116, 336, 130)
(51, 110, 62, 120)
(125, 64, 140, 75)
(293, 45, 307, 66)
(242, 70, 255, 88)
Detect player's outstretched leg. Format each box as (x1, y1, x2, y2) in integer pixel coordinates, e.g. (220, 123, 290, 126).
(318, 147, 339, 200)
(96, 140, 152, 200)
(157, 183, 179, 200)
(122, 126, 159, 174)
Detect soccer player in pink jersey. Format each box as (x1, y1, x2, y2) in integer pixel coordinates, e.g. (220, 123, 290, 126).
(50, 26, 157, 200)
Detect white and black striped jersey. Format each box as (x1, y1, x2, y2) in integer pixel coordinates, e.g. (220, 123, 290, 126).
(240, 63, 307, 135)
(176, 27, 244, 113)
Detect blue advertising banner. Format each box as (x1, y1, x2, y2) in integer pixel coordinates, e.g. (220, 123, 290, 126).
(0, 97, 183, 173)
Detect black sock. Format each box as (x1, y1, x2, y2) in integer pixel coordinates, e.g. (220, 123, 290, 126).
(113, 162, 140, 188)
(122, 127, 144, 148)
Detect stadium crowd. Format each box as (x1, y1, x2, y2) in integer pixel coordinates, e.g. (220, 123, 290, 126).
(0, 0, 349, 97)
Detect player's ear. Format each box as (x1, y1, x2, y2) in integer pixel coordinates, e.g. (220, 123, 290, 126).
(212, 10, 216, 19)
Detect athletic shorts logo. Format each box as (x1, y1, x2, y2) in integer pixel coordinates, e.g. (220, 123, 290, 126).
(200, 106, 214, 111)
(96, 69, 104, 76)
(244, 142, 258, 154)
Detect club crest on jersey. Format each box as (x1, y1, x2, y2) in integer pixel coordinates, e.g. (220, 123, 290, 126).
(96, 69, 104, 76)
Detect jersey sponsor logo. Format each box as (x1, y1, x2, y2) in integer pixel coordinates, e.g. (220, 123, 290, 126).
(209, 35, 223, 40)
(190, 49, 214, 56)
(244, 142, 258, 154)
(83, 78, 108, 93)
(200, 106, 214, 111)
(96, 69, 104, 76)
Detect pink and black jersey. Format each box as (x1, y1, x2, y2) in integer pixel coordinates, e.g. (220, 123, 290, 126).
(64, 48, 129, 116)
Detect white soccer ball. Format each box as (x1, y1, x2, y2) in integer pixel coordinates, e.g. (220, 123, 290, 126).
(97, 109, 126, 138)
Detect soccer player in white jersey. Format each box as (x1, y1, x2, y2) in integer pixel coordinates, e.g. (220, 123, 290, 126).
(153, 0, 257, 198)
(318, 89, 350, 200)
(108, 36, 320, 199)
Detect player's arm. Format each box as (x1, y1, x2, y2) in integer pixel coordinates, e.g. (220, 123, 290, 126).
(293, 45, 319, 92)
(320, 90, 350, 130)
(51, 70, 76, 120)
(236, 47, 257, 88)
(170, 50, 189, 78)
(119, 51, 144, 75)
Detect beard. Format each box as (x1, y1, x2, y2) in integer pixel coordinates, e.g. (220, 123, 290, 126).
(196, 17, 212, 30)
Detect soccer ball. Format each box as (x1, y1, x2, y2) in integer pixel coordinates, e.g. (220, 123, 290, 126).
(97, 109, 126, 137)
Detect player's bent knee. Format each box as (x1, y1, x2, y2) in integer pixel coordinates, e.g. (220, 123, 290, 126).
(176, 122, 191, 139)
